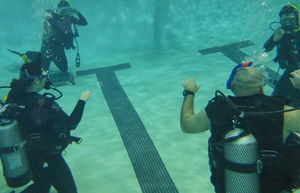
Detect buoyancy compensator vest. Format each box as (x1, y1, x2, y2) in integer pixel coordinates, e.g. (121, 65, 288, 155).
(205, 90, 300, 193)
(21, 92, 82, 155)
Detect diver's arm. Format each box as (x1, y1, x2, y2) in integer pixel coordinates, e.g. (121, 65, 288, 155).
(283, 105, 300, 134)
(66, 90, 91, 130)
(263, 35, 277, 52)
(72, 12, 87, 26)
(52, 91, 91, 130)
(180, 78, 209, 134)
(290, 69, 300, 90)
(180, 96, 210, 134)
(67, 100, 86, 130)
(47, 100, 85, 131)
(264, 28, 285, 52)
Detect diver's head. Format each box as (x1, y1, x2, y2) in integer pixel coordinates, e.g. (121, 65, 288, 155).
(226, 62, 253, 92)
(57, 0, 71, 17)
(227, 63, 264, 97)
(279, 3, 300, 34)
(232, 67, 264, 97)
(18, 54, 49, 92)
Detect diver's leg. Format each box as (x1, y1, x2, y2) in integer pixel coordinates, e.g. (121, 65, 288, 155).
(49, 154, 77, 193)
(41, 41, 53, 71)
(20, 152, 51, 193)
(53, 46, 68, 73)
(42, 56, 52, 71)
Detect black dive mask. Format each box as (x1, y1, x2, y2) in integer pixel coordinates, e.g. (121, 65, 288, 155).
(281, 16, 298, 33)
(58, 7, 72, 18)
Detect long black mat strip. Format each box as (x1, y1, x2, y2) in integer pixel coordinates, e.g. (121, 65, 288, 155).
(77, 64, 178, 193)
(198, 40, 254, 55)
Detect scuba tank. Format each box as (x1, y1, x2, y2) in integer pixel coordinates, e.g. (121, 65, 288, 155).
(0, 120, 32, 188)
(0, 93, 32, 187)
(224, 128, 260, 193)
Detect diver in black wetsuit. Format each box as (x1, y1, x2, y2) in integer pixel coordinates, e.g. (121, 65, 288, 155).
(264, 3, 300, 107)
(41, 0, 87, 73)
(6, 54, 92, 193)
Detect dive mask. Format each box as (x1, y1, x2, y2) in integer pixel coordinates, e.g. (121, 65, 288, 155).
(57, 7, 72, 17)
(20, 69, 49, 80)
(280, 16, 298, 31)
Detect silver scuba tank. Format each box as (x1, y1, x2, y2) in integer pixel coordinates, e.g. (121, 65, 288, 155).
(224, 128, 260, 193)
(0, 120, 32, 188)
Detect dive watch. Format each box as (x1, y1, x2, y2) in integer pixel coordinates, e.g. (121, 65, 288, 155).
(182, 90, 195, 97)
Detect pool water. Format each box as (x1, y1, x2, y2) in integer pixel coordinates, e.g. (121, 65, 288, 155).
(0, 0, 298, 192)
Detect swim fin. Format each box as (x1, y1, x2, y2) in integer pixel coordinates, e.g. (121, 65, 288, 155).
(7, 49, 40, 61)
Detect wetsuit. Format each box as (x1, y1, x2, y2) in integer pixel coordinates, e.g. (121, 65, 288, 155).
(41, 11, 87, 73)
(264, 32, 300, 107)
(208, 94, 299, 193)
(6, 90, 86, 193)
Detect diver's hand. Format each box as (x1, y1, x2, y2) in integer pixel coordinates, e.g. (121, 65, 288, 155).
(273, 27, 285, 42)
(182, 78, 200, 93)
(72, 8, 80, 14)
(290, 70, 300, 90)
(79, 90, 92, 102)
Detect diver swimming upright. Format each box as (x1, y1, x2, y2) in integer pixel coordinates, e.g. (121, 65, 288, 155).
(264, 3, 300, 107)
(41, 0, 87, 73)
(3, 53, 91, 192)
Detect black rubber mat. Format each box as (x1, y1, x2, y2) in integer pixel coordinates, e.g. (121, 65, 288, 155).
(49, 72, 75, 87)
(198, 40, 254, 64)
(76, 63, 178, 193)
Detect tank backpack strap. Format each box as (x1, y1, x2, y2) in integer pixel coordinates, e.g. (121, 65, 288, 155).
(208, 138, 225, 193)
(220, 129, 262, 174)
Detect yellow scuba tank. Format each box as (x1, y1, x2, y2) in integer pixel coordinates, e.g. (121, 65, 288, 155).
(224, 128, 260, 193)
(0, 120, 32, 188)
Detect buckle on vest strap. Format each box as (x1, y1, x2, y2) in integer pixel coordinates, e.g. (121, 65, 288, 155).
(13, 144, 21, 152)
(257, 159, 263, 173)
(59, 133, 66, 139)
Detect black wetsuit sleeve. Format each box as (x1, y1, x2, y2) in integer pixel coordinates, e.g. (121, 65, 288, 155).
(67, 100, 86, 130)
(264, 35, 277, 52)
(50, 99, 86, 131)
(72, 13, 87, 26)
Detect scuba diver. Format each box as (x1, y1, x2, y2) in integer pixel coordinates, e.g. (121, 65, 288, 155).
(41, 0, 87, 73)
(264, 3, 300, 107)
(3, 53, 91, 192)
(180, 63, 300, 193)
